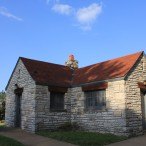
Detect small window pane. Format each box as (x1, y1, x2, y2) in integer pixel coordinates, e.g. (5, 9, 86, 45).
(85, 90, 106, 110)
(50, 92, 64, 111)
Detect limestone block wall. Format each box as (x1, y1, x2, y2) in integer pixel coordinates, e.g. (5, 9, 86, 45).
(35, 85, 71, 131)
(70, 80, 127, 136)
(5, 59, 36, 132)
(125, 54, 145, 136)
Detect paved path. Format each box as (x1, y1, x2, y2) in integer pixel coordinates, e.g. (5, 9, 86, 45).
(0, 128, 146, 146)
(107, 133, 146, 146)
(0, 128, 76, 146)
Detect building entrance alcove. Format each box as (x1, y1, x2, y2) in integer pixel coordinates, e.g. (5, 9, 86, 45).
(140, 90, 146, 131)
(14, 85, 23, 128)
(142, 93, 146, 130)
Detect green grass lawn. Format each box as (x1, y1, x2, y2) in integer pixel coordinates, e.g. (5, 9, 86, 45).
(0, 135, 25, 146)
(37, 131, 127, 146)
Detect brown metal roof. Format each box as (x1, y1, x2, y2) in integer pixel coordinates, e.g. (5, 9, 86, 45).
(73, 51, 143, 85)
(21, 58, 72, 87)
(20, 51, 143, 87)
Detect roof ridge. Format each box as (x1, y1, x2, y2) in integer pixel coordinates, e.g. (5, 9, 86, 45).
(20, 57, 69, 68)
(20, 51, 143, 70)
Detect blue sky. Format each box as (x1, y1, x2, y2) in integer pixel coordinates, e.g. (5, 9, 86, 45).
(0, 0, 146, 91)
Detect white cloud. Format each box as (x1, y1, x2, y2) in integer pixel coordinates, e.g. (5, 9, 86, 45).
(51, 2, 102, 31)
(0, 7, 23, 21)
(52, 4, 73, 15)
(76, 3, 102, 30)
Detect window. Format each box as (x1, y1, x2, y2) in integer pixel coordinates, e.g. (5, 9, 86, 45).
(50, 92, 64, 111)
(18, 69, 21, 79)
(85, 90, 106, 110)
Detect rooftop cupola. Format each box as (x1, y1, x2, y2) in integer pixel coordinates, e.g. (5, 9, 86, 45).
(65, 54, 78, 69)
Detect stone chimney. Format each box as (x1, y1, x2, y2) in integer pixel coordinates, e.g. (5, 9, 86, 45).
(65, 54, 78, 69)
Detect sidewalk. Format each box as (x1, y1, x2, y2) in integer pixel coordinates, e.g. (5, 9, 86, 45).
(0, 128, 76, 146)
(107, 133, 146, 146)
(1, 128, 146, 146)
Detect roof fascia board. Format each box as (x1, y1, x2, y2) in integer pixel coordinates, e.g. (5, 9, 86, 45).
(71, 77, 125, 88)
(36, 77, 125, 88)
(35, 82, 70, 88)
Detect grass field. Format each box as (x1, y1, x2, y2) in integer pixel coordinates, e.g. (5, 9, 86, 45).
(37, 131, 127, 146)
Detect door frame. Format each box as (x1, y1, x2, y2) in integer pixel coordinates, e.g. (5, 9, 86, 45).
(15, 94, 22, 127)
(141, 91, 146, 130)
(14, 87, 23, 128)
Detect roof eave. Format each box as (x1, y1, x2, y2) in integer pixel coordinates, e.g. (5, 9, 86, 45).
(71, 76, 125, 88)
(35, 82, 71, 88)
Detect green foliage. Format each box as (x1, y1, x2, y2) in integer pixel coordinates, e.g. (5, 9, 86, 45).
(0, 135, 24, 146)
(0, 91, 6, 121)
(37, 131, 127, 146)
(0, 91, 6, 101)
(0, 122, 5, 128)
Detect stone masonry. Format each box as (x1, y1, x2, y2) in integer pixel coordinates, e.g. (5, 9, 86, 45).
(35, 85, 70, 131)
(5, 59, 36, 132)
(125, 55, 146, 136)
(33, 80, 128, 136)
(69, 80, 127, 136)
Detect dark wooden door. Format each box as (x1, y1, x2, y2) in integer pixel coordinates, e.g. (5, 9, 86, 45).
(15, 95, 21, 127)
(142, 93, 146, 130)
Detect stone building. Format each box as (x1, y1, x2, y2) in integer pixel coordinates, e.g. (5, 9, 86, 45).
(5, 51, 146, 136)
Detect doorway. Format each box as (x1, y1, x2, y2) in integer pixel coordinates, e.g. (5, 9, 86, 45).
(14, 87, 23, 127)
(15, 94, 22, 127)
(141, 92, 146, 130)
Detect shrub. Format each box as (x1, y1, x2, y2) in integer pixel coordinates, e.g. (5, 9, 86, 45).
(57, 122, 80, 131)
(0, 101, 5, 121)
(0, 91, 6, 121)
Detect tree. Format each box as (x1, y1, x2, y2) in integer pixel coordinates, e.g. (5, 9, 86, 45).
(0, 91, 6, 101)
(0, 91, 6, 121)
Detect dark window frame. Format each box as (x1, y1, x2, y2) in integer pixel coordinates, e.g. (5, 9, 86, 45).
(85, 90, 106, 111)
(50, 92, 65, 112)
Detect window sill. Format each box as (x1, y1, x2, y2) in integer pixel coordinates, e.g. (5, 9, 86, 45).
(50, 109, 67, 112)
(84, 108, 108, 113)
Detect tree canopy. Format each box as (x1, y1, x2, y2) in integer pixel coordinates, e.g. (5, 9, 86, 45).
(0, 91, 6, 101)
(0, 91, 5, 121)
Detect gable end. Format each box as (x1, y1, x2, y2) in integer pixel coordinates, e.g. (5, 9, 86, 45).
(124, 51, 144, 80)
